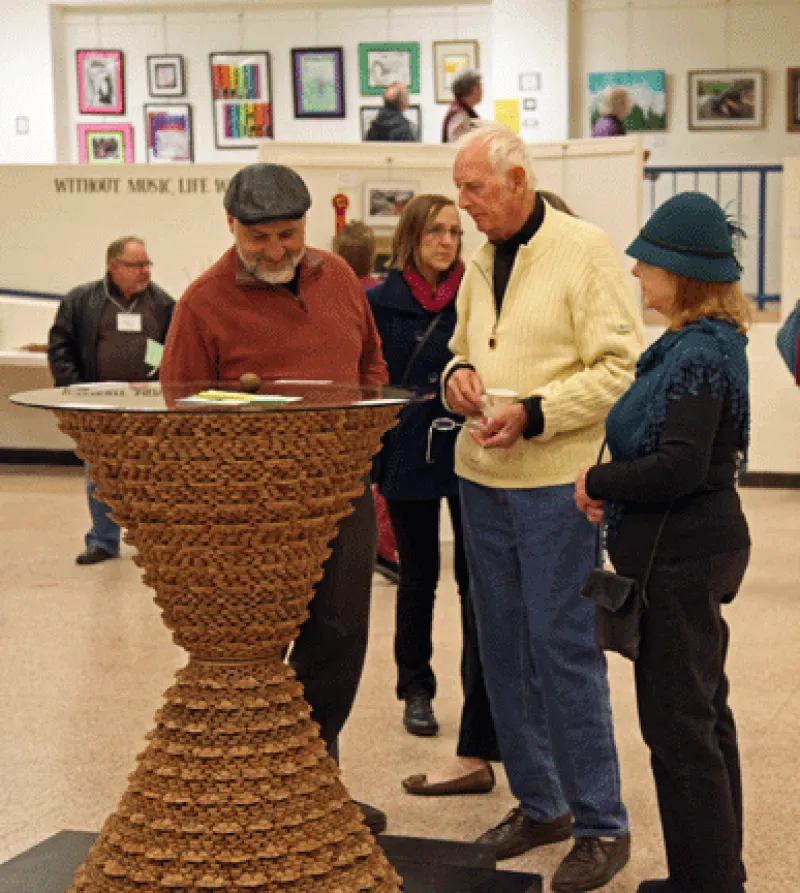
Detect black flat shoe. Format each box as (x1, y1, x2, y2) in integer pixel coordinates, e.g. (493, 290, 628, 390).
(403, 693, 439, 737)
(354, 800, 387, 835)
(75, 547, 116, 565)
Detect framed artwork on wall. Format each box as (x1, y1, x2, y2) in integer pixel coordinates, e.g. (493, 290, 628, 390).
(209, 51, 273, 147)
(363, 181, 419, 227)
(359, 105, 421, 141)
(358, 43, 420, 96)
(588, 70, 667, 132)
(688, 69, 765, 130)
(519, 72, 541, 92)
(788, 69, 800, 133)
(77, 123, 133, 164)
(291, 48, 345, 118)
(76, 49, 125, 114)
(147, 55, 186, 98)
(433, 40, 479, 104)
(144, 103, 193, 163)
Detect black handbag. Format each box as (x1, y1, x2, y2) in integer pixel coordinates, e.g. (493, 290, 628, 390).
(372, 312, 444, 484)
(580, 443, 671, 662)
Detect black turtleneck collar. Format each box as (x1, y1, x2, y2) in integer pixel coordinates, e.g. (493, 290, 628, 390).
(492, 193, 545, 253)
(491, 193, 545, 314)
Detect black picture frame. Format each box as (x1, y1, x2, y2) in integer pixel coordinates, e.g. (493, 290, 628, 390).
(291, 47, 345, 119)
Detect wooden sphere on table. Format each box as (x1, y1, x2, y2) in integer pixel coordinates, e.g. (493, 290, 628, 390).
(239, 373, 262, 393)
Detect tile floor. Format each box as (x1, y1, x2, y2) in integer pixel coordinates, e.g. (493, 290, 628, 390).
(1, 465, 798, 891)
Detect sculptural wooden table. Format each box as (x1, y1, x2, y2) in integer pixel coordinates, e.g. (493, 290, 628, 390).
(11, 382, 406, 893)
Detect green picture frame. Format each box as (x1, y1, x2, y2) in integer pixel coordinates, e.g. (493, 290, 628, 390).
(358, 42, 420, 96)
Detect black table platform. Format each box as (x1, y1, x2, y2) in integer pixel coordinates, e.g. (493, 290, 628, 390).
(0, 831, 542, 893)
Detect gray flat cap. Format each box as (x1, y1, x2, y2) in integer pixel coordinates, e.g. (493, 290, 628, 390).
(224, 163, 311, 224)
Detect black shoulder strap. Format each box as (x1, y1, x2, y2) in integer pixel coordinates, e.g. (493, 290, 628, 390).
(399, 313, 443, 388)
(592, 437, 672, 592)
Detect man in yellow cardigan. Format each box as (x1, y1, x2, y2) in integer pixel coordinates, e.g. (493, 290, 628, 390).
(443, 122, 644, 893)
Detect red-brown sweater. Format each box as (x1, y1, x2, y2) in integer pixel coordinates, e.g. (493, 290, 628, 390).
(160, 246, 388, 386)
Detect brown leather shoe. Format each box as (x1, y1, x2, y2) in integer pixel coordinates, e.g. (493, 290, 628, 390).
(402, 764, 495, 796)
(475, 807, 573, 860)
(551, 833, 631, 892)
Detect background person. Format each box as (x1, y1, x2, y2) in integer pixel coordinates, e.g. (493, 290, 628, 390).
(592, 85, 632, 137)
(159, 162, 389, 836)
(365, 82, 416, 142)
(333, 220, 399, 583)
(442, 68, 483, 143)
(444, 122, 642, 893)
(47, 236, 175, 565)
(575, 192, 752, 893)
(367, 195, 499, 791)
(333, 220, 381, 291)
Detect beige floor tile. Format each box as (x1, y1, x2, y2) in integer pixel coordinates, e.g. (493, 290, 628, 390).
(1, 469, 797, 892)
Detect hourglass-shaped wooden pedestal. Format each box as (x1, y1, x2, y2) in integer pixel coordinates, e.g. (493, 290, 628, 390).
(54, 403, 402, 893)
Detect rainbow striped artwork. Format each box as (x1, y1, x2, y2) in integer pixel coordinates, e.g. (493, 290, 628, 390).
(209, 52, 273, 147)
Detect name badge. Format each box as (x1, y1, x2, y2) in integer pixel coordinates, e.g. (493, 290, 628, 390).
(117, 313, 143, 333)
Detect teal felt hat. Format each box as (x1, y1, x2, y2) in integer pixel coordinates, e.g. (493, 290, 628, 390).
(626, 191, 742, 282)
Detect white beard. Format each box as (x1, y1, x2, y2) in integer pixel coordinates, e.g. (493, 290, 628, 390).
(238, 247, 306, 285)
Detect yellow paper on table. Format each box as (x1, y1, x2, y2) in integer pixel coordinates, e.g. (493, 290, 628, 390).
(494, 99, 521, 134)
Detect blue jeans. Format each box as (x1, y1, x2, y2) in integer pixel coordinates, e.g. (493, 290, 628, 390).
(85, 467, 120, 555)
(459, 479, 628, 837)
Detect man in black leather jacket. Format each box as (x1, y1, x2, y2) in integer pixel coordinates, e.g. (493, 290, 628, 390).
(365, 82, 416, 142)
(47, 235, 175, 565)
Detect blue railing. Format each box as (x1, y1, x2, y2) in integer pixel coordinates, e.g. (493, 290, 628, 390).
(0, 287, 63, 302)
(643, 164, 783, 309)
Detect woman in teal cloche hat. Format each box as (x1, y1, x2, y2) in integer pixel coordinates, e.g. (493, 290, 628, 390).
(575, 192, 751, 893)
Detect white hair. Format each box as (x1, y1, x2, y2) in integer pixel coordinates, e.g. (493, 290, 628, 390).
(454, 121, 538, 191)
(597, 85, 632, 119)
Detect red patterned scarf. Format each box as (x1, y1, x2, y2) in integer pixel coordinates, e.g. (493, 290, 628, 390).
(403, 261, 464, 313)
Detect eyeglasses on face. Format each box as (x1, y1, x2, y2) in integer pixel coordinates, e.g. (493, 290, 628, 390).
(116, 259, 154, 269)
(423, 224, 463, 241)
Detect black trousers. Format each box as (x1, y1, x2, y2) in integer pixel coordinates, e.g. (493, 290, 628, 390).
(386, 495, 500, 762)
(629, 548, 749, 893)
(289, 484, 376, 763)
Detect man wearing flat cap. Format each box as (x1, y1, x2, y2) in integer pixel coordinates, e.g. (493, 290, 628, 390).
(160, 163, 389, 834)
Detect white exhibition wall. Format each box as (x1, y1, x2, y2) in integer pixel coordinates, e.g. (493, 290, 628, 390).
(575, 0, 800, 166)
(4, 0, 800, 166)
(54, 5, 493, 165)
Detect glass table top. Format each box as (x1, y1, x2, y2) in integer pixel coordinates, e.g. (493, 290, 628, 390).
(10, 380, 413, 414)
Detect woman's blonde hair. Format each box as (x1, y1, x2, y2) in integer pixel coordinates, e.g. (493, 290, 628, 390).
(390, 193, 461, 272)
(332, 220, 375, 278)
(671, 276, 752, 334)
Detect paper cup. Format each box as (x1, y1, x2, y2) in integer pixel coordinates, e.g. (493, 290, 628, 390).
(483, 387, 519, 418)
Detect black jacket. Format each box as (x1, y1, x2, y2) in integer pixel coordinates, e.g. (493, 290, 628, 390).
(47, 276, 175, 386)
(368, 270, 461, 501)
(365, 108, 416, 142)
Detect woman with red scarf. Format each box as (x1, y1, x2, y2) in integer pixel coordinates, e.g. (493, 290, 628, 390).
(368, 195, 499, 792)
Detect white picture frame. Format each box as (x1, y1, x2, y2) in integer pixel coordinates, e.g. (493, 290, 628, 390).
(363, 181, 419, 227)
(147, 55, 186, 98)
